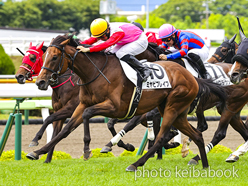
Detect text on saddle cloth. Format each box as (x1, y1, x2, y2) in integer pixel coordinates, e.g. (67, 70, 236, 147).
(182, 58, 233, 86)
(119, 60, 172, 89)
(204, 62, 233, 86)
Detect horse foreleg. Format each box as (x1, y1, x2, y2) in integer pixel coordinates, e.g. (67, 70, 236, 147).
(44, 119, 65, 163)
(226, 115, 248, 163)
(26, 103, 85, 161)
(29, 107, 74, 147)
(188, 111, 233, 165)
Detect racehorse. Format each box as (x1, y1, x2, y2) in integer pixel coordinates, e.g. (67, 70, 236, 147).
(184, 32, 248, 164)
(181, 35, 238, 156)
(25, 34, 226, 170)
(15, 42, 81, 163)
(102, 37, 238, 155)
(15, 40, 173, 162)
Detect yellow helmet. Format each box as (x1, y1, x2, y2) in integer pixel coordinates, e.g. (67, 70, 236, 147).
(90, 18, 109, 37)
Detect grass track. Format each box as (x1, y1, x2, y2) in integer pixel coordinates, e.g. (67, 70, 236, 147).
(0, 153, 247, 186)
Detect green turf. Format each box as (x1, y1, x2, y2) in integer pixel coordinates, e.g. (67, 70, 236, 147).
(0, 153, 247, 186)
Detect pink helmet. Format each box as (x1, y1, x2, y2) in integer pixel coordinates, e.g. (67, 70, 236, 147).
(158, 24, 176, 39)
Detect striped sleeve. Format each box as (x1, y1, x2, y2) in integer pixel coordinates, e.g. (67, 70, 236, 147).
(166, 35, 189, 59)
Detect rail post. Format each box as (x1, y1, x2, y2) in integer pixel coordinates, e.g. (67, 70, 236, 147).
(0, 114, 15, 156)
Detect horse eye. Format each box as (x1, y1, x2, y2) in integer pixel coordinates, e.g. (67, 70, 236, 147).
(30, 57, 36, 63)
(29, 54, 36, 62)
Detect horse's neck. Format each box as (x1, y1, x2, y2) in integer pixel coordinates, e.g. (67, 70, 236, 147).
(72, 53, 117, 85)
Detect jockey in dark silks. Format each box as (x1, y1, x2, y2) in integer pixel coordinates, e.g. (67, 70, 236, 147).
(158, 24, 209, 79)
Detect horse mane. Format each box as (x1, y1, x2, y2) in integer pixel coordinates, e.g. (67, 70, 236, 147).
(52, 35, 78, 48)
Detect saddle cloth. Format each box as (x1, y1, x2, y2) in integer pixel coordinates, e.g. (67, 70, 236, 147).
(119, 60, 172, 89)
(182, 58, 233, 86)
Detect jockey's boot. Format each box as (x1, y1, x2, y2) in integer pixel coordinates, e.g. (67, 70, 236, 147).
(121, 54, 152, 81)
(188, 53, 209, 79)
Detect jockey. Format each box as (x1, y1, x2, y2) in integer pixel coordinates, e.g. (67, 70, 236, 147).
(77, 18, 152, 81)
(158, 24, 209, 79)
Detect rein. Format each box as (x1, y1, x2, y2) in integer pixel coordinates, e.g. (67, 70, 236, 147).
(51, 75, 75, 89)
(44, 43, 111, 86)
(76, 52, 109, 86)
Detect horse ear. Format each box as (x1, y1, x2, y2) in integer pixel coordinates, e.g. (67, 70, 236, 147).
(60, 38, 71, 46)
(239, 29, 246, 42)
(36, 41, 44, 51)
(229, 34, 237, 43)
(224, 36, 228, 41)
(29, 42, 32, 48)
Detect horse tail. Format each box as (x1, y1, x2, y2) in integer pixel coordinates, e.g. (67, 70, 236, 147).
(190, 78, 227, 113)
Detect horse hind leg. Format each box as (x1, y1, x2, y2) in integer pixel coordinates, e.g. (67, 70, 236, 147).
(173, 116, 209, 168)
(101, 115, 144, 153)
(181, 111, 208, 158)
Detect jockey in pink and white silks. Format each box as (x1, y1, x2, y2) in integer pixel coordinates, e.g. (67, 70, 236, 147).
(77, 18, 152, 81)
(158, 24, 209, 79)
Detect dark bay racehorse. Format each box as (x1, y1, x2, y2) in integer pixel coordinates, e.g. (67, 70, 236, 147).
(15, 42, 80, 163)
(181, 35, 239, 157)
(25, 34, 226, 170)
(185, 33, 248, 164)
(15, 40, 170, 162)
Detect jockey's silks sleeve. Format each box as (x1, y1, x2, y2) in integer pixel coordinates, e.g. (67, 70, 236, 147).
(166, 30, 205, 60)
(89, 32, 125, 52)
(80, 37, 98, 45)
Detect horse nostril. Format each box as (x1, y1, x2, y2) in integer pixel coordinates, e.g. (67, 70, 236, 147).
(15, 74, 25, 83)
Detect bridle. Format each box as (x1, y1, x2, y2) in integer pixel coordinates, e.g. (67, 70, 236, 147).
(212, 41, 236, 63)
(42, 43, 110, 86)
(41, 44, 78, 85)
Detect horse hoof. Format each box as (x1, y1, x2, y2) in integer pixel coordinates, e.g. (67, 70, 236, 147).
(188, 159, 199, 165)
(181, 150, 189, 158)
(126, 143, 135, 152)
(226, 154, 239, 163)
(29, 141, 39, 147)
(26, 152, 39, 160)
(100, 146, 112, 153)
(83, 150, 93, 161)
(126, 165, 137, 172)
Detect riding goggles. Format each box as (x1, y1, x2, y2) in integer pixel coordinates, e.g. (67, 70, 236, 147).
(162, 37, 172, 42)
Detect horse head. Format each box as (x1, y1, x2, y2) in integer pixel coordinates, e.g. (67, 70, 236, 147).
(36, 35, 76, 90)
(208, 34, 238, 64)
(230, 31, 248, 84)
(15, 41, 45, 84)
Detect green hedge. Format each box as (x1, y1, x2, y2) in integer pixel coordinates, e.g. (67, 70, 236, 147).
(0, 44, 15, 74)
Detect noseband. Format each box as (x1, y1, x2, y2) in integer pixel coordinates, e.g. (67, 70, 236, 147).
(41, 44, 78, 85)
